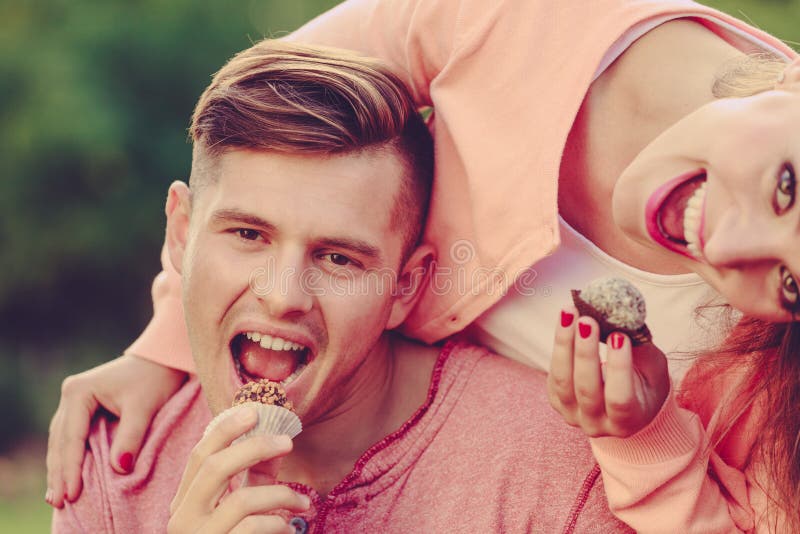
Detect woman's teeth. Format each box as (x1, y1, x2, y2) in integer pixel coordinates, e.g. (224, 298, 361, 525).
(244, 331, 306, 352)
(683, 181, 707, 260)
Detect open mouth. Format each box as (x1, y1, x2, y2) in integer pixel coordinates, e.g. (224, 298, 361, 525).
(230, 331, 311, 387)
(645, 170, 707, 260)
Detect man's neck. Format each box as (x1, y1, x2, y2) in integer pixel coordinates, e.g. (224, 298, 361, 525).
(276, 333, 439, 496)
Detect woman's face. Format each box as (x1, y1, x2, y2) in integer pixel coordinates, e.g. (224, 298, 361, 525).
(612, 70, 800, 322)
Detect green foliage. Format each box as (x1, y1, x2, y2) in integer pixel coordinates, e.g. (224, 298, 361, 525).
(705, 0, 800, 50)
(0, 0, 341, 461)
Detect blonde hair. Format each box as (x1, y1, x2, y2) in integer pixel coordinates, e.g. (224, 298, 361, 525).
(712, 52, 787, 98)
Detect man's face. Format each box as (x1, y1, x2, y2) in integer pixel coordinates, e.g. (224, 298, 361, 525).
(171, 148, 414, 426)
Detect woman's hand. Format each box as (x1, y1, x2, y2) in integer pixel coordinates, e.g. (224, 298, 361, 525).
(46, 354, 187, 507)
(547, 306, 670, 438)
(168, 406, 309, 534)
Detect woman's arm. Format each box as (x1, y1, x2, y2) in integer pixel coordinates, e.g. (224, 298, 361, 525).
(548, 306, 764, 532)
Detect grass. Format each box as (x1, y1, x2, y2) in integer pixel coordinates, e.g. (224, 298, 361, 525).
(0, 499, 51, 534)
(0, 437, 52, 533)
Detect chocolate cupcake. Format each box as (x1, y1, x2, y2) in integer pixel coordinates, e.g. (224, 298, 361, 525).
(571, 277, 652, 345)
(205, 379, 302, 440)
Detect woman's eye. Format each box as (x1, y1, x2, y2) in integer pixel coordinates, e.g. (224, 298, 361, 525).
(773, 163, 796, 214)
(236, 228, 260, 241)
(779, 266, 799, 313)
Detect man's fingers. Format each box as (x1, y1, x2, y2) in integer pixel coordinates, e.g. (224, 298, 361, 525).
(209, 485, 310, 533)
(171, 406, 258, 514)
(190, 434, 294, 511)
(572, 317, 605, 423)
(229, 514, 294, 534)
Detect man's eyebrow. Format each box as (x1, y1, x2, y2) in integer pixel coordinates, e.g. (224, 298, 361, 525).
(210, 209, 277, 232)
(211, 209, 383, 261)
(317, 237, 382, 261)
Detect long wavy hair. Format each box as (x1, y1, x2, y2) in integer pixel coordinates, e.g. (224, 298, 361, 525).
(680, 317, 800, 531)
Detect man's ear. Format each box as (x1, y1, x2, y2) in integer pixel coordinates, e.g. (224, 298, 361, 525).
(386, 243, 436, 330)
(165, 181, 192, 275)
(778, 56, 800, 90)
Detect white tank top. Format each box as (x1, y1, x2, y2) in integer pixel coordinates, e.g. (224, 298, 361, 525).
(469, 218, 733, 381)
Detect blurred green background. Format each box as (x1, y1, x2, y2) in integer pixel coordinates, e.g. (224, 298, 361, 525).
(0, 0, 797, 531)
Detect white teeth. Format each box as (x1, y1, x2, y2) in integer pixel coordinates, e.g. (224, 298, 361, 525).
(281, 362, 307, 386)
(244, 331, 306, 352)
(683, 181, 707, 260)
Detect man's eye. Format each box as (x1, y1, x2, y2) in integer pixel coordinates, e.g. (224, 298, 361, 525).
(326, 253, 352, 267)
(779, 266, 799, 313)
(236, 228, 260, 241)
(773, 163, 796, 214)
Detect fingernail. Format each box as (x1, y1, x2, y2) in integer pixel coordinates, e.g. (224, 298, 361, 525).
(560, 311, 574, 327)
(299, 493, 311, 508)
(578, 322, 592, 339)
(45, 488, 53, 505)
(118, 452, 134, 473)
(609, 332, 624, 350)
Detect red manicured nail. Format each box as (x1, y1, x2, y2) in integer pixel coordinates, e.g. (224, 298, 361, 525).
(560, 311, 574, 327)
(609, 332, 624, 350)
(119, 452, 134, 473)
(578, 322, 591, 339)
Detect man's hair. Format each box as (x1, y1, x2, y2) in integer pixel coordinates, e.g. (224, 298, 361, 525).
(189, 39, 434, 260)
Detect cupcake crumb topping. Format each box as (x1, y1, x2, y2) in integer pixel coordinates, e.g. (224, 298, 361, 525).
(579, 277, 646, 330)
(233, 379, 294, 411)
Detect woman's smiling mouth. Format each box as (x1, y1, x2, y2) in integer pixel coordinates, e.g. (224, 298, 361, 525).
(645, 170, 707, 260)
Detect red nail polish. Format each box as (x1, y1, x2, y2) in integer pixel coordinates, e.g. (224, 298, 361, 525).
(578, 322, 591, 339)
(119, 452, 134, 473)
(610, 332, 624, 350)
(560, 311, 574, 327)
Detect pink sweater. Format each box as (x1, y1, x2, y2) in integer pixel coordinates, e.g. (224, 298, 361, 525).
(53, 344, 631, 533)
(590, 364, 777, 533)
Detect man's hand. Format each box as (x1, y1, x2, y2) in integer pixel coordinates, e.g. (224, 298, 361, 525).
(547, 306, 670, 438)
(46, 354, 187, 507)
(168, 406, 310, 534)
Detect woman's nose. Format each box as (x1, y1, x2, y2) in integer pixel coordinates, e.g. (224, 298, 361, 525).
(702, 214, 785, 268)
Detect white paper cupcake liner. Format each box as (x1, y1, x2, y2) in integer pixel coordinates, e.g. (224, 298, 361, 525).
(205, 402, 303, 441)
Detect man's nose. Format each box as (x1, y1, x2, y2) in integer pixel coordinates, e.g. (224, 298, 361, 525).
(250, 250, 314, 318)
